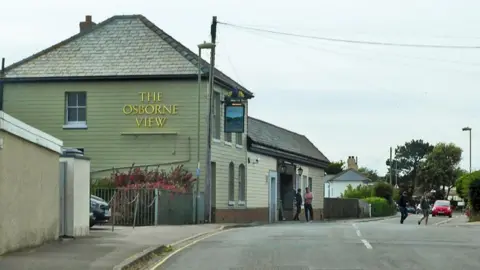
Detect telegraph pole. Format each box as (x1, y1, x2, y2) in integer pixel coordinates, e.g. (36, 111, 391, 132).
(389, 147, 393, 185)
(395, 158, 398, 188)
(0, 58, 5, 111)
(205, 16, 217, 223)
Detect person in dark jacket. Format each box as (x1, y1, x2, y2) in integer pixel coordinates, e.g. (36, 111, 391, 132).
(293, 189, 302, 221)
(398, 191, 408, 224)
(418, 192, 430, 225)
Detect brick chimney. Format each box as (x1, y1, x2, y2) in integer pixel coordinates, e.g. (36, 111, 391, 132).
(79, 15, 96, 33)
(347, 156, 358, 170)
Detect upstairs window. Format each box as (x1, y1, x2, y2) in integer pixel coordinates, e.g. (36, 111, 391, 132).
(225, 132, 232, 142)
(238, 164, 246, 203)
(213, 92, 221, 139)
(65, 92, 87, 127)
(236, 132, 243, 146)
(228, 162, 235, 204)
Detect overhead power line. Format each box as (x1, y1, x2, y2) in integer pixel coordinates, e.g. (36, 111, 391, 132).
(218, 21, 480, 49)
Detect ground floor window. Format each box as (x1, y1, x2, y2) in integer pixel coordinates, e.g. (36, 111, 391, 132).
(238, 164, 246, 205)
(228, 162, 235, 205)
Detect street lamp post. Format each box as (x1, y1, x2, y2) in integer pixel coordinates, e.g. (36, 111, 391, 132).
(195, 42, 215, 224)
(462, 127, 472, 173)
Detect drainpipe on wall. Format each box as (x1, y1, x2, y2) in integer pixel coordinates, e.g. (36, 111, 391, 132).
(0, 57, 5, 111)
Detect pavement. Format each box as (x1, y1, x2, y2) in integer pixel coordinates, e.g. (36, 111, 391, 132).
(159, 213, 480, 270)
(0, 224, 222, 270)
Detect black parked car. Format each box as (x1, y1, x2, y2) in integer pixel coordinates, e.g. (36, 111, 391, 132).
(90, 195, 111, 227)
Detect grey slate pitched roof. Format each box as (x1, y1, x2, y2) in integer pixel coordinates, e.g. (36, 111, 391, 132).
(4, 15, 252, 96)
(325, 169, 370, 182)
(324, 175, 335, 182)
(247, 117, 329, 163)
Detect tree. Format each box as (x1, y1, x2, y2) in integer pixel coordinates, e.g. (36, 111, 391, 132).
(416, 142, 463, 198)
(456, 174, 467, 200)
(468, 175, 480, 221)
(358, 167, 381, 182)
(325, 160, 345, 175)
(341, 184, 373, 199)
(459, 171, 480, 201)
(452, 168, 468, 198)
(387, 139, 433, 192)
(372, 182, 394, 203)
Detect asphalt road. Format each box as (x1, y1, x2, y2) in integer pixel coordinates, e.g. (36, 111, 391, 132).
(158, 213, 480, 270)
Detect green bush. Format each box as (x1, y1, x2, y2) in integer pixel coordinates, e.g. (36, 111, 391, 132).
(372, 182, 394, 203)
(456, 175, 467, 199)
(342, 184, 373, 199)
(363, 196, 396, 217)
(460, 171, 480, 200)
(392, 188, 400, 203)
(468, 175, 480, 221)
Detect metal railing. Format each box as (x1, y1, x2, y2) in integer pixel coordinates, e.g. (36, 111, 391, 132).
(92, 188, 203, 229)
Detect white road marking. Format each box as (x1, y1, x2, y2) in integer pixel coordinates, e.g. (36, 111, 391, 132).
(352, 223, 371, 249)
(433, 216, 458, 226)
(361, 239, 373, 249)
(149, 229, 233, 269)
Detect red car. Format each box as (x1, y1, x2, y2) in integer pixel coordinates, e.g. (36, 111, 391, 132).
(431, 200, 452, 218)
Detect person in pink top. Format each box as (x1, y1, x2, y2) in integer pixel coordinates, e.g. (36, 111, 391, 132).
(304, 187, 314, 222)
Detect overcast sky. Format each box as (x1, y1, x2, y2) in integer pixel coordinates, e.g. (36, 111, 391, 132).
(2, 0, 479, 174)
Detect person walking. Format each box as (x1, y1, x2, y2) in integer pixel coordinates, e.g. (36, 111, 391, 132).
(293, 189, 302, 221)
(398, 191, 408, 224)
(304, 187, 314, 222)
(418, 193, 430, 225)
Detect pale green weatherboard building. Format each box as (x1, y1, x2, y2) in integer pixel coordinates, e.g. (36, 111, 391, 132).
(0, 14, 256, 222)
(1, 15, 330, 223)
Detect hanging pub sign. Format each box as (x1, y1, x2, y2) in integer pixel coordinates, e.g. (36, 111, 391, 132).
(224, 88, 246, 133)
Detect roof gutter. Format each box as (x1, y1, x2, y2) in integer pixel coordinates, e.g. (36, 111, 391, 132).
(213, 77, 254, 99)
(251, 140, 329, 165)
(249, 142, 329, 169)
(0, 58, 5, 110)
(1, 72, 254, 99)
(2, 74, 206, 83)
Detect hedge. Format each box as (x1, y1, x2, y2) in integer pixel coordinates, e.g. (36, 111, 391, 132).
(363, 196, 396, 217)
(342, 182, 395, 203)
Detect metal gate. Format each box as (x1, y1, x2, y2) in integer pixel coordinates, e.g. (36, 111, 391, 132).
(59, 161, 67, 236)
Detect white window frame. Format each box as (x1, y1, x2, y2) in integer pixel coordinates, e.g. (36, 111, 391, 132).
(212, 91, 221, 140)
(64, 92, 87, 129)
(295, 175, 301, 191)
(224, 132, 232, 144)
(223, 97, 233, 144)
(228, 162, 235, 206)
(302, 175, 307, 191)
(235, 132, 243, 148)
(238, 164, 246, 205)
(302, 175, 308, 208)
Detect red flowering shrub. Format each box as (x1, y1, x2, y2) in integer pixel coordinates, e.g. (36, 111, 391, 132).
(92, 164, 197, 226)
(112, 164, 196, 192)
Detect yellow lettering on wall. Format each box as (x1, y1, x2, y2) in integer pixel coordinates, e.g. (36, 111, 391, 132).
(139, 92, 163, 103)
(135, 117, 142, 127)
(135, 117, 168, 128)
(155, 117, 167, 127)
(123, 104, 179, 116)
(123, 105, 133, 115)
(126, 92, 176, 128)
(139, 92, 147, 102)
